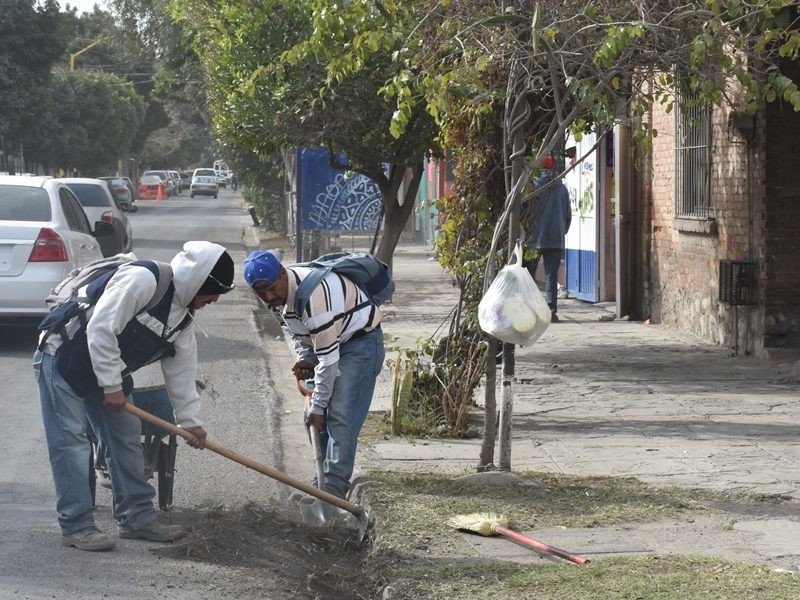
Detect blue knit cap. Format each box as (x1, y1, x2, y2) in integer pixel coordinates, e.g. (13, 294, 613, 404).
(243, 250, 281, 287)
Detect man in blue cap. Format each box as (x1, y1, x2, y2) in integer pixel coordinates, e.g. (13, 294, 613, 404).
(243, 250, 384, 500)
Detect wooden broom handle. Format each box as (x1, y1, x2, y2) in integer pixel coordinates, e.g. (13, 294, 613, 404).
(123, 402, 364, 518)
(494, 525, 590, 565)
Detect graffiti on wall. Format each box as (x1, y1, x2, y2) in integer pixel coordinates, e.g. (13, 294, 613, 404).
(299, 147, 383, 231)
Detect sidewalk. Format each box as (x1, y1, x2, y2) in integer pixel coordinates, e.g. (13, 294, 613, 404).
(367, 243, 800, 500)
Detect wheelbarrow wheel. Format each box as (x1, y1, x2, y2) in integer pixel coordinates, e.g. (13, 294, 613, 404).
(157, 435, 177, 510)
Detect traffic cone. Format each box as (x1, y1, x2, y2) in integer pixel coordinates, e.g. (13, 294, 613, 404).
(156, 184, 166, 201)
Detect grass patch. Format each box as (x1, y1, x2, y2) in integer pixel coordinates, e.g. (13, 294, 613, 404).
(366, 470, 704, 535)
(358, 471, 800, 599)
(404, 556, 800, 599)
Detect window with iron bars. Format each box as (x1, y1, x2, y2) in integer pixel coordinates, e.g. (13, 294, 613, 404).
(675, 80, 713, 219)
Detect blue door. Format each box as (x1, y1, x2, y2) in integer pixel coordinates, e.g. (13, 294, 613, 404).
(564, 132, 599, 302)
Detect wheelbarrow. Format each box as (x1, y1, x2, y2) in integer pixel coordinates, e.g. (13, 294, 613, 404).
(89, 385, 178, 511)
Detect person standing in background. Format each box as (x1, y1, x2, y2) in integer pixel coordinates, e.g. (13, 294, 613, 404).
(523, 157, 572, 322)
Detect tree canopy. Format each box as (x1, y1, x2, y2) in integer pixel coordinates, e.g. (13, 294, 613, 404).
(0, 0, 71, 167)
(170, 0, 442, 260)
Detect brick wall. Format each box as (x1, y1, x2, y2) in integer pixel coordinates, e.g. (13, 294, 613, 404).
(642, 91, 765, 354)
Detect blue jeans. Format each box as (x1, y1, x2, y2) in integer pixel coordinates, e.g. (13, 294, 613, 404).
(524, 248, 563, 311)
(35, 350, 158, 535)
(316, 328, 385, 499)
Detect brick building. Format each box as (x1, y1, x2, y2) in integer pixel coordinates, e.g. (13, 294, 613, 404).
(637, 60, 800, 360)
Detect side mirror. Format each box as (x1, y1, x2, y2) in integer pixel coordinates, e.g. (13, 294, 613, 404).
(93, 221, 115, 237)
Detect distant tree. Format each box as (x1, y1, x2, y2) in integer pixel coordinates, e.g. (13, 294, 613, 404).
(171, 0, 441, 263)
(26, 70, 146, 174)
(0, 0, 71, 169)
(111, 0, 213, 167)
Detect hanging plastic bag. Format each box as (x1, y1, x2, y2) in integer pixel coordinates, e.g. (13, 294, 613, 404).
(478, 242, 551, 346)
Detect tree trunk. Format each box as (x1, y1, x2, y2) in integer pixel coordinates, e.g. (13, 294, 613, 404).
(375, 162, 423, 265)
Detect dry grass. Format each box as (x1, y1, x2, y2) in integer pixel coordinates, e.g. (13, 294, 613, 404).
(356, 470, 800, 599)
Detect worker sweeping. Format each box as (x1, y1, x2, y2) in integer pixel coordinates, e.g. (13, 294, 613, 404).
(243, 250, 386, 500)
(34, 241, 236, 551)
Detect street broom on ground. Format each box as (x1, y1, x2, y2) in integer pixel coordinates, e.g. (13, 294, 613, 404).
(448, 512, 589, 565)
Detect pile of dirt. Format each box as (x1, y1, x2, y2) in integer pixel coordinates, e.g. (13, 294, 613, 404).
(154, 502, 376, 599)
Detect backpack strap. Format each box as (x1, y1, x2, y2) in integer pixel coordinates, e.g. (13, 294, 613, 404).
(293, 266, 332, 316)
(293, 267, 370, 318)
(142, 262, 174, 313)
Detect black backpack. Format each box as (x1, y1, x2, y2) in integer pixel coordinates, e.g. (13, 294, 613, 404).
(38, 259, 179, 400)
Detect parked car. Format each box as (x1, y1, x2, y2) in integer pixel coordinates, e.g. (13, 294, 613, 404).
(98, 176, 133, 211)
(138, 174, 168, 200)
(122, 176, 137, 202)
(168, 170, 183, 194)
(58, 178, 133, 257)
(0, 175, 111, 318)
(190, 175, 219, 199)
(179, 172, 191, 190)
(142, 170, 174, 196)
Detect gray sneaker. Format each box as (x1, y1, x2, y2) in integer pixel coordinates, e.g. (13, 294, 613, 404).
(62, 526, 117, 551)
(119, 520, 185, 542)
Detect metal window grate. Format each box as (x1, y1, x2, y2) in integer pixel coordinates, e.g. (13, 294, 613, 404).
(675, 80, 713, 219)
(719, 260, 756, 305)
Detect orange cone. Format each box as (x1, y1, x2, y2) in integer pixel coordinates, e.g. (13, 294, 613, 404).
(156, 184, 166, 201)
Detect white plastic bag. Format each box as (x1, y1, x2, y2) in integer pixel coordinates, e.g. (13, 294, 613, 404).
(478, 242, 551, 346)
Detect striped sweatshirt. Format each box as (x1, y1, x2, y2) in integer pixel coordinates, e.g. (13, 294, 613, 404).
(280, 266, 382, 414)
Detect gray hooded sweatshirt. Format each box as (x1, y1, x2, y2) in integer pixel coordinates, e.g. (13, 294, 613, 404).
(42, 241, 227, 429)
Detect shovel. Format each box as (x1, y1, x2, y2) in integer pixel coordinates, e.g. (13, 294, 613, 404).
(292, 422, 358, 529)
(123, 403, 370, 541)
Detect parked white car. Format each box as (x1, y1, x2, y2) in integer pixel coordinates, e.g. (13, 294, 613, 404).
(0, 175, 112, 318)
(58, 178, 133, 257)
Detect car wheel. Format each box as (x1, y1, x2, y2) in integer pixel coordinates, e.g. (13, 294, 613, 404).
(190, 193, 194, 198)
(213, 194, 217, 199)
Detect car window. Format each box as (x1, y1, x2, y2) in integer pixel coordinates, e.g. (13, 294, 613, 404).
(140, 175, 162, 184)
(0, 185, 52, 221)
(60, 187, 93, 233)
(66, 183, 111, 207)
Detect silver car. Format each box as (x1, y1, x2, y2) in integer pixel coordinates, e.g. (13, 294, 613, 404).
(0, 175, 111, 318)
(189, 175, 218, 198)
(58, 178, 134, 257)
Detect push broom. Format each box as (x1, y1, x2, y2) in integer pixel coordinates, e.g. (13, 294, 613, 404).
(448, 513, 590, 565)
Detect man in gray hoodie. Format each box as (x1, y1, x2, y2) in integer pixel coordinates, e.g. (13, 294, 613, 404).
(524, 167, 572, 322)
(34, 241, 235, 551)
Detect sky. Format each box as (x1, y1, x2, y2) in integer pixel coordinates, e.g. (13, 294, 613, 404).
(61, 0, 109, 14)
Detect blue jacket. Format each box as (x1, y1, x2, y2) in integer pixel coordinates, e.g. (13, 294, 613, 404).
(527, 173, 572, 250)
